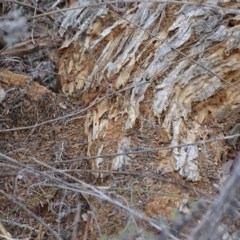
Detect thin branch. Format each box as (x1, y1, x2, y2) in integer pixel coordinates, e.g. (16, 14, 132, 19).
(189, 153, 240, 240)
(71, 202, 81, 240)
(47, 133, 240, 164)
(6, 0, 240, 20)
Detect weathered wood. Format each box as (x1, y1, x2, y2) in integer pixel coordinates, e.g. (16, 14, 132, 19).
(58, 1, 240, 181)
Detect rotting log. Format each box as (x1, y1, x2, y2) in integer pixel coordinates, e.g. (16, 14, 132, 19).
(57, 1, 240, 181)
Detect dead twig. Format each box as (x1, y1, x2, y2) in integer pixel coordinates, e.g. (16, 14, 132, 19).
(189, 153, 240, 239)
(0, 38, 57, 57)
(71, 202, 81, 240)
(83, 212, 91, 240)
(46, 133, 240, 163)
